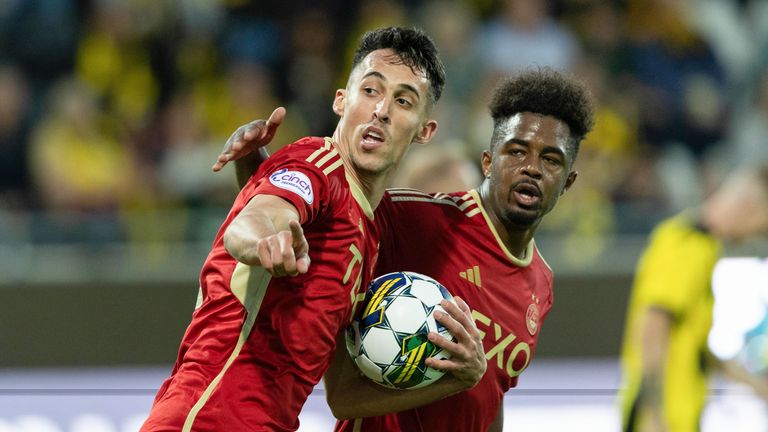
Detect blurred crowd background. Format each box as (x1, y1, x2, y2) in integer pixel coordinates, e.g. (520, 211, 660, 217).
(2, 0, 768, 257)
(3, 2, 768, 430)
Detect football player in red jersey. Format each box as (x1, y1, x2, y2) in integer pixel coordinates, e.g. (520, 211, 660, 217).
(141, 27, 487, 432)
(218, 68, 594, 432)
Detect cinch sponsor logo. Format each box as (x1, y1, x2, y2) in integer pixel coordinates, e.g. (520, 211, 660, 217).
(269, 168, 314, 204)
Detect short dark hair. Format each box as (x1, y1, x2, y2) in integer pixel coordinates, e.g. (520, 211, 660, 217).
(488, 68, 594, 163)
(352, 27, 445, 106)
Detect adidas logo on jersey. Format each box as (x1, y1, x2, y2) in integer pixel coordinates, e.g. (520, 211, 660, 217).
(459, 266, 482, 288)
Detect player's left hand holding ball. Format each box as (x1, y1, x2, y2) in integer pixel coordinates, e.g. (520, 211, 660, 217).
(427, 296, 487, 389)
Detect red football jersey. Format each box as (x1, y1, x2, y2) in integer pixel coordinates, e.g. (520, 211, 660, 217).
(336, 188, 554, 432)
(142, 137, 378, 432)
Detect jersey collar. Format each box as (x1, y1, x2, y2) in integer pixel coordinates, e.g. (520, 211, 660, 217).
(468, 189, 534, 266)
(325, 137, 375, 220)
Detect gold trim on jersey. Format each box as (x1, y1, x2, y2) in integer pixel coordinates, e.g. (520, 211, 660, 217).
(346, 174, 374, 220)
(304, 137, 343, 177)
(387, 188, 480, 218)
(182, 263, 271, 431)
(323, 158, 344, 175)
(387, 187, 433, 198)
(305, 137, 333, 163)
(389, 195, 458, 208)
(536, 244, 552, 272)
(468, 189, 534, 266)
(318, 138, 374, 220)
(464, 208, 481, 218)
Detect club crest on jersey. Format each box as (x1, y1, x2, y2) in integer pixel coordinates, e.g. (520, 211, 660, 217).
(269, 168, 314, 204)
(525, 303, 539, 335)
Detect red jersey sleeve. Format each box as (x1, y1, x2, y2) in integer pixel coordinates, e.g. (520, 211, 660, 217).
(243, 138, 331, 224)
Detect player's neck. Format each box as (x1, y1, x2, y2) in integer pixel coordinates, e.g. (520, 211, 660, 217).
(330, 133, 390, 209)
(478, 181, 536, 259)
(347, 167, 389, 209)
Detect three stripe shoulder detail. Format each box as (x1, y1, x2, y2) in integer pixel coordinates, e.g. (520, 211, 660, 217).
(305, 138, 343, 175)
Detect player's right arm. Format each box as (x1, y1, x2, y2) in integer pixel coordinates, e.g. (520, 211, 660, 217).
(323, 297, 486, 419)
(224, 194, 310, 277)
(636, 306, 672, 432)
(720, 358, 768, 402)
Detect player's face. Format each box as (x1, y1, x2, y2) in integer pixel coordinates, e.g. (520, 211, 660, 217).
(482, 112, 577, 229)
(703, 170, 768, 242)
(332, 49, 438, 177)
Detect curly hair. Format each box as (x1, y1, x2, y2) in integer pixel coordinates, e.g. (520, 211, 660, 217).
(352, 27, 446, 106)
(488, 68, 595, 163)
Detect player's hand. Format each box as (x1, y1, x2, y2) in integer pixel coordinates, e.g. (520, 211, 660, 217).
(211, 107, 285, 172)
(426, 296, 486, 389)
(255, 220, 311, 277)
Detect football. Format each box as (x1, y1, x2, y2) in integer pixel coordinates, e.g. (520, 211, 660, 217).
(345, 271, 456, 390)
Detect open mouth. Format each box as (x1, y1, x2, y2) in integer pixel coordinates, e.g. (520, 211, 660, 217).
(512, 182, 541, 207)
(361, 127, 385, 150)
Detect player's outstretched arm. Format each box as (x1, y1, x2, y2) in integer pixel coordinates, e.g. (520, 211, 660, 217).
(212, 107, 285, 188)
(720, 358, 768, 402)
(224, 194, 310, 277)
(323, 296, 485, 419)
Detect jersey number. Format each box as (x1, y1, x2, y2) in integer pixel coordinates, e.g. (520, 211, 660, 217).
(343, 243, 366, 320)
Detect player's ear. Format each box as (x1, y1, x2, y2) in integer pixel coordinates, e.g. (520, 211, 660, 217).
(333, 89, 346, 116)
(561, 170, 578, 195)
(481, 150, 492, 178)
(413, 119, 438, 145)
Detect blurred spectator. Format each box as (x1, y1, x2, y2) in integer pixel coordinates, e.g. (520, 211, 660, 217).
(0, 64, 33, 209)
(75, 0, 161, 130)
(339, 0, 407, 84)
(27, 77, 138, 242)
(1, 0, 766, 249)
(725, 68, 768, 168)
(0, 0, 79, 103)
(689, 0, 755, 88)
(219, 13, 282, 69)
(417, 0, 483, 144)
(155, 89, 234, 209)
(474, 0, 579, 77)
(392, 142, 482, 193)
(284, 8, 338, 135)
(566, 0, 631, 78)
(28, 77, 136, 212)
(466, 0, 580, 160)
(195, 60, 308, 154)
(625, 0, 730, 210)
